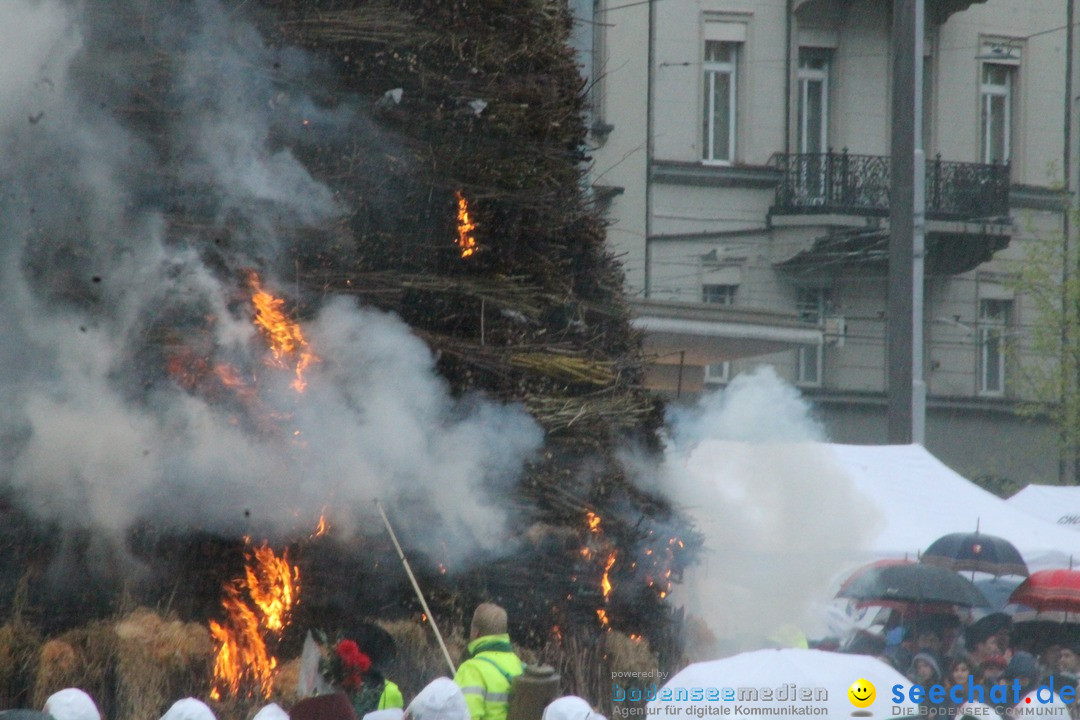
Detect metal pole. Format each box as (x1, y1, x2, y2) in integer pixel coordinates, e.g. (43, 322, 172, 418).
(375, 499, 457, 675)
(887, 0, 926, 444)
(1066, 0, 1077, 482)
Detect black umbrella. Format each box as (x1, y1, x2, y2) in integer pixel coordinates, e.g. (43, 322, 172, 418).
(920, 532, 1029, 577)
(837, 562, 991, 608)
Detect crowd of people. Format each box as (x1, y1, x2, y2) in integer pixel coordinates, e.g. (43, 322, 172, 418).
(842, 610, 1078, 718)
(0, 603, 608, 720)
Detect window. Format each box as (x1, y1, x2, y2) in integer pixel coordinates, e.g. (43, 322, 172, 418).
(797, 48, 830, 203)
(979, 299, 1011, 395)
(980, 63, 1013, 164)
(797, 289, 827, 387)
(703, 41, 738, 163)
(702, 283, 737, 305)
(703, 282, 736, 383)
(704, 362, 731, 385)
(797, 49, 829, 155)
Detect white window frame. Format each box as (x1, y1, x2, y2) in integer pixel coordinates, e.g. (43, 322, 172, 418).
(702, 283, 737, 306)
(797, 49, 829, 155)
(702, 281, 736, 385)
(980, 62, 1013, 164)
(796, 289, 827, 388)
(704, 362, 731, 385)
(978, 299, 1010, 396)
(796, 48, 830, 205)
(703, 41, 738, 165)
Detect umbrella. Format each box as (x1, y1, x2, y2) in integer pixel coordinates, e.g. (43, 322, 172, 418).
(973, 576, 1026, 611)
(1009, 569, 1080, 613)
(920, 532, 1029, 577)
(837, 562, 990, 608)
(837, 558, 914, 594)
(1010, 616, 1080, 654)
(647, 648, 920, 718)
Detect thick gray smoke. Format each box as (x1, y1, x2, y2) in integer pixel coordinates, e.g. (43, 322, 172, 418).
(0, 0, 543, 568)
(649, 367, 878, 658)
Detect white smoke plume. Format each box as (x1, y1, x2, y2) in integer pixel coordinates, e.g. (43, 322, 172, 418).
(649, 367, 878, 658)
(0, 0, 543, 570)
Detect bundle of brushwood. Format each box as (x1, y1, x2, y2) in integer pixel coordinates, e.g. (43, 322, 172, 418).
(0, 5, 699, 710)
(246, 0, 699, 651)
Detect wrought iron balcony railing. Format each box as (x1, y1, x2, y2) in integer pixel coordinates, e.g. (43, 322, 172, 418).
(771, 150, 1010, 222)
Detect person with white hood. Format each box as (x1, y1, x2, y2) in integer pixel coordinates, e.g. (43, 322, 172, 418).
(43, 688, 101, 720)
(251, 703, 289, 720)
(541, 697, 606, 720)
(404, 678, 469, 720)
(159, 697, 217, 720)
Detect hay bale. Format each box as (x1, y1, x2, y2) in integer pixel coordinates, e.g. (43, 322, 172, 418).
(112, 607, 214, 720)
(604, 632, 657, 678)
(31, 640, 80, 700)
(0, 619, 41, 708)
(31, 622, 115, 714)
(114, 607, 213, 666)
(272, 656, 300, 706)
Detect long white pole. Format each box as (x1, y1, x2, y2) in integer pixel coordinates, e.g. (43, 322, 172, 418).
(375, 498, 458, 675)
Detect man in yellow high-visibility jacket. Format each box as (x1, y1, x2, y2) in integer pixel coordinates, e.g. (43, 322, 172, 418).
(454, 603, 523, 720)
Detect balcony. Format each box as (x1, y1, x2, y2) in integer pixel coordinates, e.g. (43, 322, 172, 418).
(770, 150, 1010, 222)
(769, 151, 1012, 277)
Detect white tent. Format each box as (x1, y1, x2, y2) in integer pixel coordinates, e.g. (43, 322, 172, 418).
(647, 648, 920, 718)
(1007, 484, 1080, 532)
(830, 444, 1080, 571)
(667, 441, 1080, 648)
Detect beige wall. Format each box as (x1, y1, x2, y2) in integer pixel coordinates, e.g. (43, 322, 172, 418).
(935, 0, 1066, 185)
(589, 1, 651, 296)
(588, 0, 1073, 455)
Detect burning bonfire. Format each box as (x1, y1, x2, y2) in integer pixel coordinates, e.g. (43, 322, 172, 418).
(202, 280, 331, 701)
(0, 0, 705, 716)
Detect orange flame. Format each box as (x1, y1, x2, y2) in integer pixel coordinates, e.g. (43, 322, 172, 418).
(586, 511, 601, 534)
(209, 585, 277, 700)
(249, 273, 319, 392)
(601, 551, 616, 600)
(244, 543, 299, 635)
(313, 513, 329, 537)
(455, 191, 477, 259)
(210, 541, 299, 700)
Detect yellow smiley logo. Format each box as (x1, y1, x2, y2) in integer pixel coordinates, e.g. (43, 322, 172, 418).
(847, 679, 876, 708)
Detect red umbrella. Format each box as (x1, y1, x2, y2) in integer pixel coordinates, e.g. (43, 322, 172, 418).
(1008, 569, 1080, 613)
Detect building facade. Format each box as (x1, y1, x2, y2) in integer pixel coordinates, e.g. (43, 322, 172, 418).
(580, 0, 1077, 484)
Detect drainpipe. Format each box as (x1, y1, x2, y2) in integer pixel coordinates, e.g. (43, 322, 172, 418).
(644, 0, 655, 298)
(785, 0, 793, 156)
(1068, 0, 1076, 481)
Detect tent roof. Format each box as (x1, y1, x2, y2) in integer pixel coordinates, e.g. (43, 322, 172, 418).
(1007, 484, 1080, 533)
(650, 648, 919, 717)
(830, 444, 1080, 571)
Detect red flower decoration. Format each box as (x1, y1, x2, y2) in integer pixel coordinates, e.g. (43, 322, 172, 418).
(334, 639, 371, 690)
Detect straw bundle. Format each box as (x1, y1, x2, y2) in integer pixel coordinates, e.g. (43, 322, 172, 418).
(0, 619, 41, 708)
(31, 622, 115, 714)
(111, 608, 213, 720)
